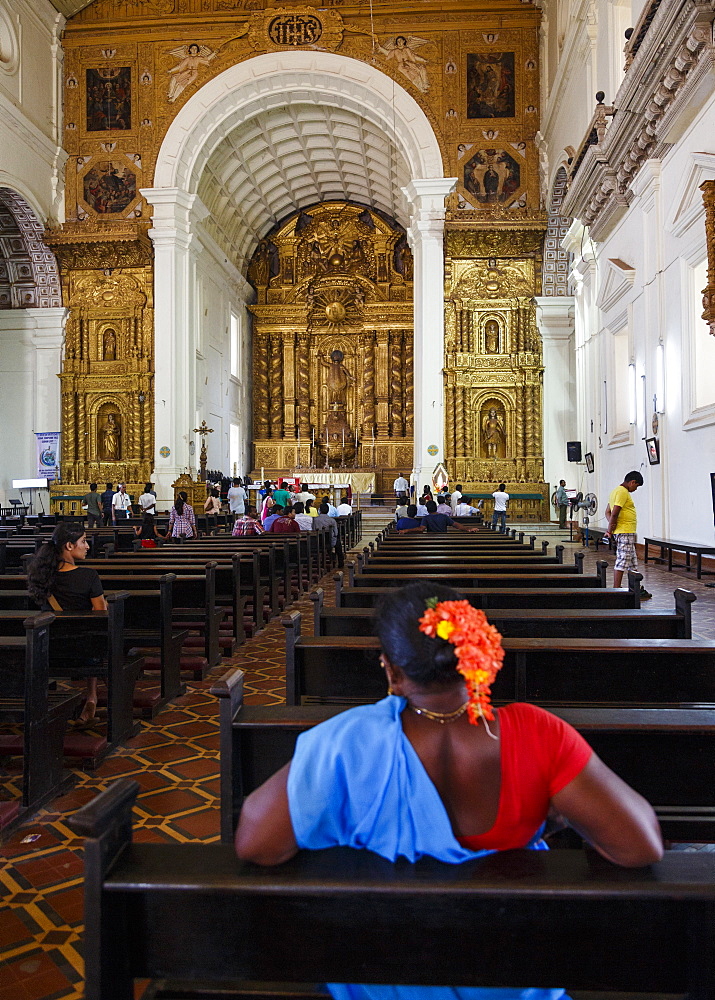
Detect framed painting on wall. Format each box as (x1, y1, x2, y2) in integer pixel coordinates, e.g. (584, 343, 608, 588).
(466, 53, 515, 119)
(645, 437, 660, 465)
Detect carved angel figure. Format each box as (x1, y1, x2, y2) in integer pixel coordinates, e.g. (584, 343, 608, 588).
(167, 43, 217, 103)
(378, 35, 430, 92)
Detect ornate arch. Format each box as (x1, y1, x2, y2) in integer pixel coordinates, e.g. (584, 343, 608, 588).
(151, 50, 445, 210)
(0, 188, 61, 309)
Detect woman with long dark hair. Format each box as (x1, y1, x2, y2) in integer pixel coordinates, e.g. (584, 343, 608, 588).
(134, 512, 163, 548)
(167, 490, 196, 540)
(27, 523, 107, 723)
(235, 581, 663, 1000)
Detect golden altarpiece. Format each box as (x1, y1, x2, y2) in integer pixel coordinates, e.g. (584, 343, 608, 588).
(46, 223, 154, 502)
(442, 221, 548, 517)
(249, 202, 414, 479)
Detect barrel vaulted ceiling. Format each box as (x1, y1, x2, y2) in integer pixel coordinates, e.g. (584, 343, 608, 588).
(197, 103, 410, 270)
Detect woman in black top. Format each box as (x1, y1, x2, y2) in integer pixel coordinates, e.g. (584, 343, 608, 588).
(134, 512, 163, 547)
(27, 524, 107, 722)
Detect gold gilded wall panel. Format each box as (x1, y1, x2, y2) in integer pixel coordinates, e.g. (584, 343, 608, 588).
(444, 222, 548, 514)
(249, 201, 413, 474)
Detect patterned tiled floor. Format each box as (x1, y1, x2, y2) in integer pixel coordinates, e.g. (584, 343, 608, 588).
(1, 529, 714, 1000)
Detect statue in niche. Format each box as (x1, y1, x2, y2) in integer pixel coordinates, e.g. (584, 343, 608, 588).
(249, 240, 271, 287)
(99, 411, 121, 461)
(321, 349, 354, 408)
(482, 406, 506, 458)
(103, 328, 117, 361)
(484, 320, 500, 354)
(395, 241, 413, 280)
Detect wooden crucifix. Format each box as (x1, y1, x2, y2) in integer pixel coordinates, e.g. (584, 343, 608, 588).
(193, 420, 213, 481)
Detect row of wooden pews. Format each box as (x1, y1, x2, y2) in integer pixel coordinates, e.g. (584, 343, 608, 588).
(66, 521, 715, 999)
(0, 512, 358, 836)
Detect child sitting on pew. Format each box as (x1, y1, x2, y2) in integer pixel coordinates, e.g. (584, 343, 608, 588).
(27, 524, 107, 723)
(235, 581, 663, 1000)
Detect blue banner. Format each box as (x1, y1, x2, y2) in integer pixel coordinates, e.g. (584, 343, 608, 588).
(35, 432, 61, 481)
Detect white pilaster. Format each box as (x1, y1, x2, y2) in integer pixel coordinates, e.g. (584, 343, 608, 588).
(402, 177, 457, 489)
(141, 187, 209, 502)
(535, 296, 576, 494)
(0, 307, 67, 503)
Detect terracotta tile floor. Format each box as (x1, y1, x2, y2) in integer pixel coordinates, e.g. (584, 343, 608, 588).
(1, 530, 714, 1000)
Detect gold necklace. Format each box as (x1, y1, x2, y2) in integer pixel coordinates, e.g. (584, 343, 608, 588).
(408, 700, 469, 724)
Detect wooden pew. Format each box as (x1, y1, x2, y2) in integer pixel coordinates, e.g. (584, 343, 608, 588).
(0, 582, 186, 717)
(334, 569, 639, 609)
(355, 554, 584, 579)
(281, 613, 715, 709)
(0, 567, 223, 674)
(68, 778, 715, 1000)
(0, 594, 141, 750)
(310, 586, 695, 639)
(0, 613, 82, 831)
(348, 568, 609, 591)
(212, 668, 715, 845)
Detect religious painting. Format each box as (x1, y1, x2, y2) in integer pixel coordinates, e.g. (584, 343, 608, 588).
(83, 161, 137, 214)
(378, 35, 430, 92)
(463, 149, 520, 206)
(466, 53, 515, 119)
(86, 67, 132, 131)
(167, 43, 217, 103)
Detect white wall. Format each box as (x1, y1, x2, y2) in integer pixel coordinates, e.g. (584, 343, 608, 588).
(193, 223, 253, 480)
(0, 0, 65, 506)
(0, 0, 65, 222)
(541, 1, 715, 542)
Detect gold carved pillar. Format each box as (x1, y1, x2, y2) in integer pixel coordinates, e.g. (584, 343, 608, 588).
(375, 330, 390, 438)
(282, 331, 297, 439)
(296, 332, 311, 436)
(445, 383, 456, 458)
(405, 335, 414, 437)
(269, 334, 283, 439)
(253, 333, 270, 439)
(360, 330, 376, 437)
(701, 180, 715, 336)
(389, 331, 403, 438)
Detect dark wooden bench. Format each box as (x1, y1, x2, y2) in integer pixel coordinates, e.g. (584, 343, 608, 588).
(0, 595, 141, 751)
(68, 778, 715, 1000)
(281, 615, 715, 709)
(0, 613, 81, 832)
(310, 586, 695, 639)
(644, 536, 715, 579)
(0, 582, 186, 718)
(212, 668, 715, 845)
(334, 568, 636, 609)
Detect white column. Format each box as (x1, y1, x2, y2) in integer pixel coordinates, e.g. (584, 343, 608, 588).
(0, 307, 67, 503)
(402, 177, 457, 489)
(141, 187, 208, 502)
(535, 296, 576, 494)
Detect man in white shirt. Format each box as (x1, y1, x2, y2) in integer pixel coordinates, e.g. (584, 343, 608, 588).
(393, 474, 409, 496)
(491, 483, 509, 532)
(454, 501, 478, 517)
(138, 482, 156, 515)
(320, 495, 338, 517)
(450, 484, 463, 514)
(336, 496, 353, 516)
(111, 483, 132, 522)
(227, 478, 247, 516)
(292, 502, 314, 531)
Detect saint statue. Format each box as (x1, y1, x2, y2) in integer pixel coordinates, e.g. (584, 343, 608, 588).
(103, 328, 117, 361)
(320, 349, 353, 408)
(100, 412, 121, 461)
(482, 406, 506, 458)
(485, 320, 499, 354)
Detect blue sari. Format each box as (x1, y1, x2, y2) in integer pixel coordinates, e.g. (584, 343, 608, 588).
(287, 695, 568, 1000)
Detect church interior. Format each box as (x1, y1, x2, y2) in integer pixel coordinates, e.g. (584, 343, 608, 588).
(1, 0, 715, 997)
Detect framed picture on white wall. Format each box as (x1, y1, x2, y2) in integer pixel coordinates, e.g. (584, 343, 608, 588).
(645, 437, 660, 465)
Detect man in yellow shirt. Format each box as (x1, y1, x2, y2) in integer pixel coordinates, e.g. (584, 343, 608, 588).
(603, 470, 650, 599)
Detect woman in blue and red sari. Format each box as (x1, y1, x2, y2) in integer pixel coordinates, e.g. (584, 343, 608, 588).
(235, 582, 663, 1000)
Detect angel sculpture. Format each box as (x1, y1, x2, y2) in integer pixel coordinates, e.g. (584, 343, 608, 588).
(378, 35, 430, 92)
(167, 43, 217, 103)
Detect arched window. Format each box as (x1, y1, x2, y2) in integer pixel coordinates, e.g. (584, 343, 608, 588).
(0, 188, 61, 309)
(541, 166, 572, 297)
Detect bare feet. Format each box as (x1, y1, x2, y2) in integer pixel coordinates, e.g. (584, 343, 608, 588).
(77, 698, 97, 724)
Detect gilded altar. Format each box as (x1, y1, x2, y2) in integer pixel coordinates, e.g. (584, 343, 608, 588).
(45, 222, 154, 500)
(250, 201, 414, 478)
(443, 224, 549, 518)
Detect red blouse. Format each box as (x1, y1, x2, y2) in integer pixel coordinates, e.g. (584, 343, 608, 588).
(456, 702, 592, 852)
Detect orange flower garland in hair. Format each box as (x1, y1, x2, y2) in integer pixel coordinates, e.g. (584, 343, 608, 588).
(418, 598, 504, 725)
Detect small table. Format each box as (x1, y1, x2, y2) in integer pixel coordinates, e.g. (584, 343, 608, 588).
(643, 536, 715, 579)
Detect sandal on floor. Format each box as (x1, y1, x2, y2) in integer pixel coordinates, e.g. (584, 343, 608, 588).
(77, 699, 97, 724)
